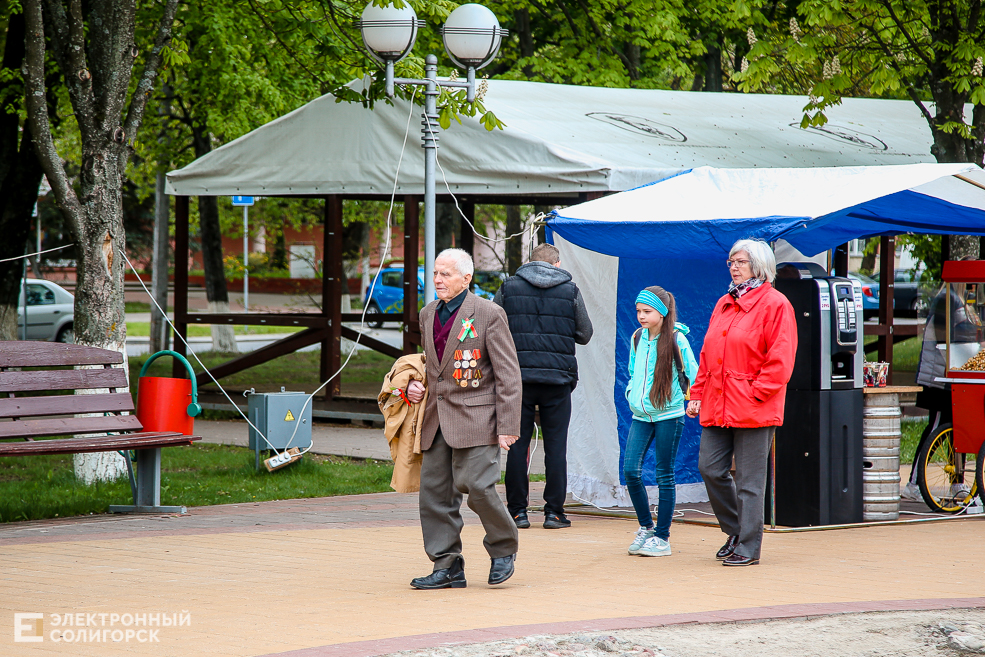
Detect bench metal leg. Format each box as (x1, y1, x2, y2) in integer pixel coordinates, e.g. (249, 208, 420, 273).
(109, 448, 187, 514)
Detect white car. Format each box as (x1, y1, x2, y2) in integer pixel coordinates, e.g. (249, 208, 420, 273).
(16, 279, 75, 343)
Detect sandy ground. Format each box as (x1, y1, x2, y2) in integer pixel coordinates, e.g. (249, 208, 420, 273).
(381, 610, 985, 657)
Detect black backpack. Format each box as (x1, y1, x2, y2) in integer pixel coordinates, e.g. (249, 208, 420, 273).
(632, 328, 691, 400)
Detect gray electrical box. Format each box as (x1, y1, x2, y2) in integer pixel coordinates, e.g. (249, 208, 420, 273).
(247, 391, 313, 452)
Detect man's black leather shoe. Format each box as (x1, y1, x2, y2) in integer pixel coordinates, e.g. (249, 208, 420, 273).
(513, 511, 530, 529)
(715, 535, 739, 560)
(488, 554, 515, 585)
(722, 553, 759, 566)
(411, 557, 466, 589)
(543, 512, 571, 529)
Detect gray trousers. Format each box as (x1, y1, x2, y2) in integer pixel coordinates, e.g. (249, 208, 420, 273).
(419, 430, 519, 571)
(698, 425, 775, 560)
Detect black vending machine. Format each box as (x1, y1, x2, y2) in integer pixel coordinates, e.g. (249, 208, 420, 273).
(769, 262, 864, 527)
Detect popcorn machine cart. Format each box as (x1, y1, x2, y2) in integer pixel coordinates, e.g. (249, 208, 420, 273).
(916, 260, 985, 513)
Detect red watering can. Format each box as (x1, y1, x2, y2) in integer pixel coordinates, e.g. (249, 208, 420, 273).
(136, 351, 202, 436)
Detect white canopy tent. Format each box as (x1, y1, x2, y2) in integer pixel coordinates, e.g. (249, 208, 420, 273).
(166, 78, 941, 197)
(548, 163, 985, 507)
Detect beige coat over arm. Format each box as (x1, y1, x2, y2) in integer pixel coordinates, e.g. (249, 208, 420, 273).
(378, 354, 428, 493)
(419, 291, 522, 450)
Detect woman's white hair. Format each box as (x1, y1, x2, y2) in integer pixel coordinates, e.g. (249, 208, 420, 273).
(730, 239, 776, 283)
(436, 248, 474, 277)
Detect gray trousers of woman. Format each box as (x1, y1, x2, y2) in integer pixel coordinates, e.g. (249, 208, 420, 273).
(698, 425, 776, 560)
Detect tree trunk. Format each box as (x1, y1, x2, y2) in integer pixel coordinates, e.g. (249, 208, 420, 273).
(505, 205, 523, 275)
(68, 157, 131, 483)
(704, 44, 722, 92)
(534, 205, 550, 245)
(360, 222, 371, 301)
(859, 240, 878, 275)
(515, 9, 534, 77)
(150, 169, 171, 353)
(150, 88, 172, 354)
(191, 123, 237, 353)
(949, 235, 980, 261)
(0, 11, 46, 340)
(436, 203, 457, 253)
(0, 126, 44, 341)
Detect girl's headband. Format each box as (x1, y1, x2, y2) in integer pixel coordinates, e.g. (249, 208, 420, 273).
(636, 290, 668, 317)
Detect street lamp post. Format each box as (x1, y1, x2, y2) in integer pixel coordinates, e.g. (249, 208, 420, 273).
(360, 3, 506, 303)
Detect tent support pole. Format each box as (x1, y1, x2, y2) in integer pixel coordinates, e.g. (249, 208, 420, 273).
(403, 196, 421, 354)
(877, 235, 895, 383)
(322, 195, 343, 400)
(172, 195, 190, 379)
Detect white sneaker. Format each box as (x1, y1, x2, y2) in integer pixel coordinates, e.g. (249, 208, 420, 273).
(901, 482, 921, 501)
(950, 483, 972, 499)
(628, 527, 655, 555)
(638, 536, 672, 557)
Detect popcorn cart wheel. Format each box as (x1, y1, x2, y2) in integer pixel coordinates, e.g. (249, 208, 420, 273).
(915, 260, 985, 513)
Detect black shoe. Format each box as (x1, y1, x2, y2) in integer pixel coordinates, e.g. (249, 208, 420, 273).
(723, 553, 759, 567)
(512, 511, 530, 529)
(543, 512, 571, 529)
(488, 554, 516, 585)
(715, 535, 739, 560)
(411, 556, 467, 589)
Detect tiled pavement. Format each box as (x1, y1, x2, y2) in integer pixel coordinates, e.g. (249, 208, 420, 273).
(2, 486, 984, 656)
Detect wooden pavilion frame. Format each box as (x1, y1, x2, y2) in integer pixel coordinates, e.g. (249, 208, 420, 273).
(169, 192, 590, 420)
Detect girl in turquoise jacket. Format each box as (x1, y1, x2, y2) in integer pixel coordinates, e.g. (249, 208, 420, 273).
(623, 286, 698, 557)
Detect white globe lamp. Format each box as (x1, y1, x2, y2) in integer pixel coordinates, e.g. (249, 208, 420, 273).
(359, 2, 423, 65)
(441, 4, 506, 70)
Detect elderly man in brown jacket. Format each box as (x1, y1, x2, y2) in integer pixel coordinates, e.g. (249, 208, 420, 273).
(406, 248, 522, 589)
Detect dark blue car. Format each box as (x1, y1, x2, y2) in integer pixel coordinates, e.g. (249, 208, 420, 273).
(364, 266, 504, 328)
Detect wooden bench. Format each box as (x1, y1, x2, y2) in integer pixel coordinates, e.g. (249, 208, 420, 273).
(0, 341, 201, 514)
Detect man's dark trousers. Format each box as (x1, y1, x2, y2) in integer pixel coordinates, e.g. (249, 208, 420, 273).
(505, 382, 572, 517)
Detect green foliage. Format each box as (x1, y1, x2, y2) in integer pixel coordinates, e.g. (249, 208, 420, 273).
(896, 234, 943, 282)
(734, 0, 985, 164)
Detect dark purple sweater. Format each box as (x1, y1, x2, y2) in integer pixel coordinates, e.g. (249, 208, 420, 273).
(433, 310, 456, 363)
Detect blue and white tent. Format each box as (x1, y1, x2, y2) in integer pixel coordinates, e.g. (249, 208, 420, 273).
(548, 163, 985, 506)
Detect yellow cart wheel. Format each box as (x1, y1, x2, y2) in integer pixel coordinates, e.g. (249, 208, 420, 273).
(916, 424, 977, 514)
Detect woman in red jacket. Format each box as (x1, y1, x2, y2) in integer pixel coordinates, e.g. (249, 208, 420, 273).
(686, 239, 797, 566)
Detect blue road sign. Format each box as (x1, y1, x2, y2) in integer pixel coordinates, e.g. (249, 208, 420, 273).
(232, 196, 255, 206)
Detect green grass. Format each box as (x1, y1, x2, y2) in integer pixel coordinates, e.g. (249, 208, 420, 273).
(125, 301, 152, 313)
(900, 418, 924, 465)
(126, 322, 304, 337)
(0, 443, 394, 523)
(864, 335, 922, 371)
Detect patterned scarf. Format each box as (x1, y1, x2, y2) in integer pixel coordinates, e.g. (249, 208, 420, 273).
(728, 277, 764, 299)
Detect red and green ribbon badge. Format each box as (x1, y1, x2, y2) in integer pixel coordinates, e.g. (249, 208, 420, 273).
(390, 386, 412, 407)
(458, 318, 477, 341)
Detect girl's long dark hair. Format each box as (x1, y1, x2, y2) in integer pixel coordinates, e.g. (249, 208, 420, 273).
(645, 286, 677, 408)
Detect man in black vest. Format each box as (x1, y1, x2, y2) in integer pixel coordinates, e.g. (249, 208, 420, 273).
(494, 243, 594, 529)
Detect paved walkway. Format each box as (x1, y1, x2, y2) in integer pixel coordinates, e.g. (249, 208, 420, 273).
(2, 485, 984, 656)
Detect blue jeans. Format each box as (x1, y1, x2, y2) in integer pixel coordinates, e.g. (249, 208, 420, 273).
(623, 417, 684, 540)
